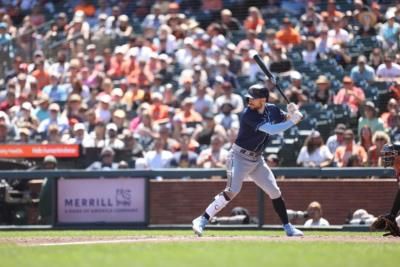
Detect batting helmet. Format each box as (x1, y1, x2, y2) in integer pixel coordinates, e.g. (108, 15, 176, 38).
(245, 84, 269, 100)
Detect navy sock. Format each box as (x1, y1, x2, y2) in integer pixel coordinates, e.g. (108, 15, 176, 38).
(272, 197, 289, 225)
(390, 189, 400, 217)
(203, 213, 210, 220)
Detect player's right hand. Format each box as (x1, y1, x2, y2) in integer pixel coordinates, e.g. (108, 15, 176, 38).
(288, 110, 303, 124)
(286, 103, 298, 114)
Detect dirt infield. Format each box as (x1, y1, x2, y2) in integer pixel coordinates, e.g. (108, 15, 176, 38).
(1, 235, 400, 246)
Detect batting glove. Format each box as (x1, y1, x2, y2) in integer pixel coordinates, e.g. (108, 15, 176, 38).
(287, 103, 298, 114)
(289, 110, 303, 125)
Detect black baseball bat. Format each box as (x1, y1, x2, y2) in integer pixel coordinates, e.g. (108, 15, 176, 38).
(251, 51, 290, 104)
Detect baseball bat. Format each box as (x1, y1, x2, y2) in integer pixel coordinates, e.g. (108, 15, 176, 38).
(250, 51, 290, 104)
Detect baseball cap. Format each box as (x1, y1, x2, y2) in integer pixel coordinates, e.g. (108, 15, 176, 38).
(106, 123, 118, 132)
(44, 155, 57, 164)
(73, 123, 85, 132)
(101, 146, 115, 157)
(49, 103, 60, 112)
(316, 75, 329, 84)
(245, 84, 269, 99)
(291, 71, 302, 80)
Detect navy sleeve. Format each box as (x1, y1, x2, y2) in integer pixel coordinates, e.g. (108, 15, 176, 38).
(270, 105, 286, 124)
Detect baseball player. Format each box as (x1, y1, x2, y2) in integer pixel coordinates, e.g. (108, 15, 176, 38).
(192, 84, 304, 237)
(371, 143, 400, 236)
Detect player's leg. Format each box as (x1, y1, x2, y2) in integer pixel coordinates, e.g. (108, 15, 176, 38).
(249, 159, 304, 236)
(192, 152, 252, 236)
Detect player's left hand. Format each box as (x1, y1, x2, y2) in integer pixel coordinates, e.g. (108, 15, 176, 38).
(288, 110, 303, 124)
(286, 103, 298, 114)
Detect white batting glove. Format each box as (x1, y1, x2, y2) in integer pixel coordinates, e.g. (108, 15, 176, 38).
(289, 110, 303, 125)
(287, 102, 298, 114)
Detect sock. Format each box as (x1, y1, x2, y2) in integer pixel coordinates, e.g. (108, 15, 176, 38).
(390, 189, 400, 217)
(204, 192, 230, 219)
(272, 197, 289, 225)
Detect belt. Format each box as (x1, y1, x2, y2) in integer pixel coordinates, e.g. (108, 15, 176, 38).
(232, 144, 261, 158)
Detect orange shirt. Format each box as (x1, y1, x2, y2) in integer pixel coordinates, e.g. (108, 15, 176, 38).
(276, 28, 301, 46)
(335, 144, 368, 167)
(75, 4, 96, 17)
(150, 104, 169, 123)
(32, 69, 50, 90)
(244, 17, 265, 31)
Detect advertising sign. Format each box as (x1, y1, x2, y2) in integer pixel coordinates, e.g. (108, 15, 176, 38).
(0, 144, 79, 158)
(57, 178, 147, 224)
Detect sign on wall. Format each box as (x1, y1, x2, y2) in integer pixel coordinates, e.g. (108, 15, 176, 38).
(0, 144, 79, 158)
(57, 178, 147, 224)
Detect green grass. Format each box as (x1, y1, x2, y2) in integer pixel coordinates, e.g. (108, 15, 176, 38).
(0, 230, 399, 267)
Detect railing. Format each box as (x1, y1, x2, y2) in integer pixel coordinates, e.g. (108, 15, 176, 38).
(0, 167, 395, 180)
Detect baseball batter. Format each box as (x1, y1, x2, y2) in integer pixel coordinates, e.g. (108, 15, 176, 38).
(371, 143, 400, 236)
(192, 84, 304, 237)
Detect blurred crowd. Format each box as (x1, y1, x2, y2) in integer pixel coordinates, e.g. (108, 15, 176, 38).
(1, 0, 400, 169)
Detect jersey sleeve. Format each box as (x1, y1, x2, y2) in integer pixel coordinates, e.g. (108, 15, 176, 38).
(270, 105, 286, 123)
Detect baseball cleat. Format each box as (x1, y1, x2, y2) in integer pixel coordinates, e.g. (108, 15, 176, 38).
(192, 216, 208, 237)
(284, 223, 304, 237)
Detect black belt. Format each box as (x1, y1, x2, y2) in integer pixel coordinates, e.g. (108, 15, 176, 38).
(239, 148, 261, 157)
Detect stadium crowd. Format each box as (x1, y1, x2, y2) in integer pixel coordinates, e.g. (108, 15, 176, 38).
(0, 0, 400, 169)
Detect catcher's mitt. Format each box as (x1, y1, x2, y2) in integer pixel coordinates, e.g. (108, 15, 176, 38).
(370, 214, 400, 237)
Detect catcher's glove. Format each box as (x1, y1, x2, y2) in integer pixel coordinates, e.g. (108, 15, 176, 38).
(370, 214, 400, 237)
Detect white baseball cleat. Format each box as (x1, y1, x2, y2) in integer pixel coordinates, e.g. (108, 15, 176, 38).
(192, 216, 208, 237)
(283, 223, 304, 237)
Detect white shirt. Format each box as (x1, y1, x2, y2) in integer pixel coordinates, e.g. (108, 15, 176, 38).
(296, 145, 333, 167)
(144, 150, 173, 169)
(376, 63, 400, 78)
(304, 218, 330, 227)
(328, 29, 350, 46)
(326, 135, 342, 154)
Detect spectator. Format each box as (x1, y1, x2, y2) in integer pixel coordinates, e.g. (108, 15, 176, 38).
(143, 137, 173, 169)
(220, 9, 241, 32)
(98, 123, 124, 150)
(350, 55, 375, 86)
(43, 124, 63, 144)
(358, 125, 373, 153)
(379, 13, 399, 50)
(193, 113, 226, 148)
(313, 75, 333, 105)
(333, 76, 365, 115)
(376, 53, 400, 81)
(197, 135, 229, 168)
(381, 98, 399, 129)
(86, 146, 119, 170)
(334, 129, 367, 167)
(327, 17, 350, 46)
(170, 133, 198, 168)
(37, 103, 69, 136)
(320, 0, 343, 27)
(42, 72, 69, 103)
(296, 130, 333, 168)
(367, 131, 390, 167)
(149, 92, 170, 124)
(214, 102, 239, 131)
(275, 17, 301, 48)
(67, 122, 93, 146)
(236, 29, 263, 53)
(215, 82, 244, 114)
(303, 201, 330, 227)
(302, 38, 319, 64)
(357, 101, 385, 136)
(284, 71, 309, 106)
(244, 6, 264, 34)
(369, 47, 384, 70)
(174, 98, 203, 126)
(122, 131, 144, 167)
(33, 95, 50, 122)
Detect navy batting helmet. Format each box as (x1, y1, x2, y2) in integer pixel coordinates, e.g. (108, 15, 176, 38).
(245, 84, 269, 100)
